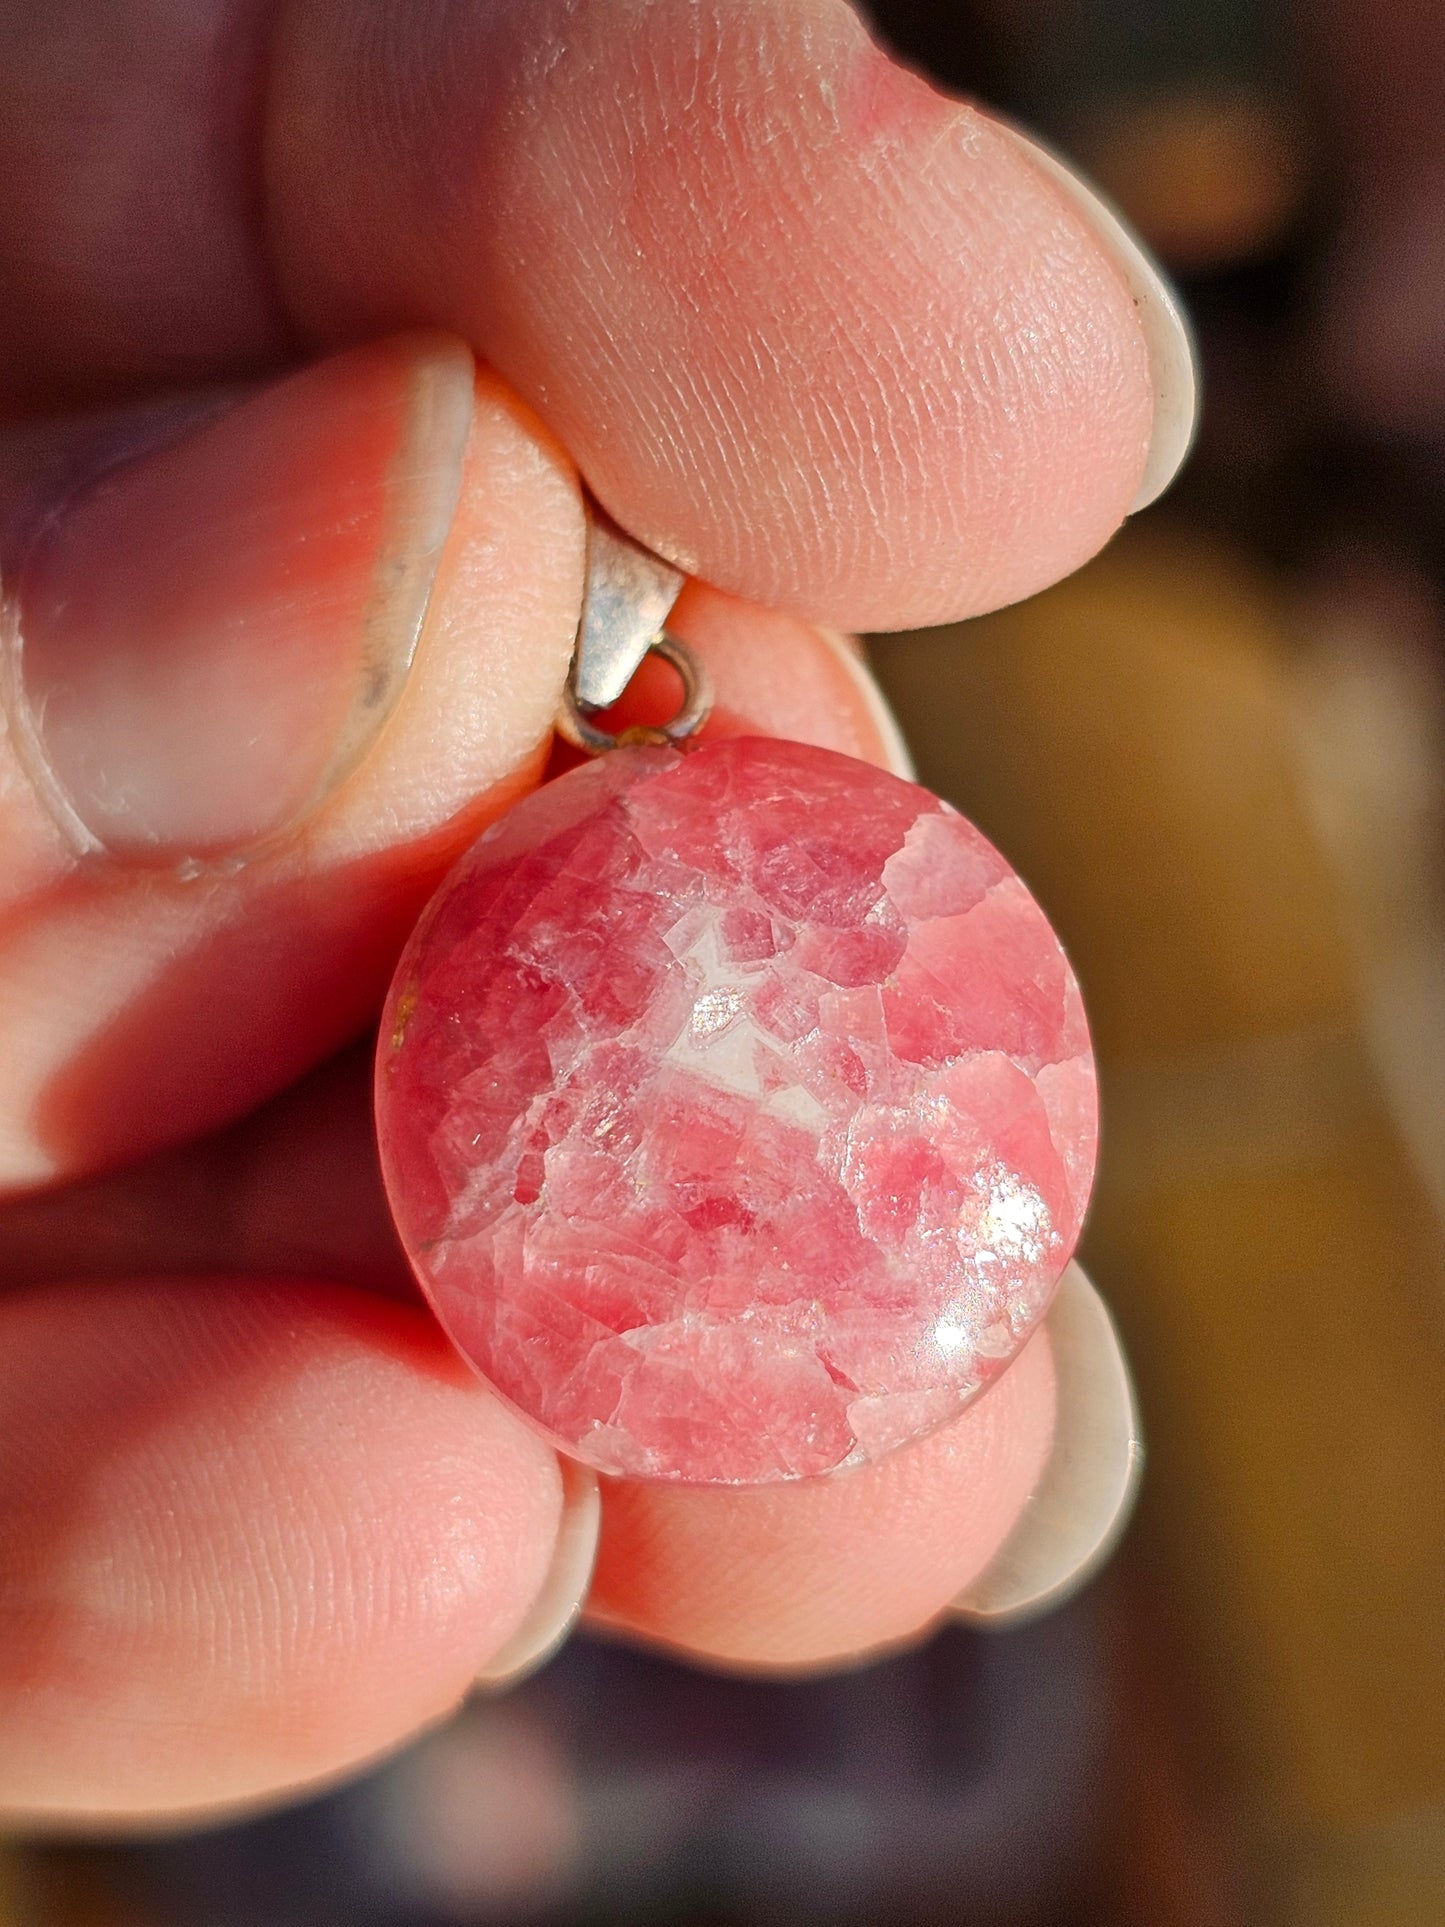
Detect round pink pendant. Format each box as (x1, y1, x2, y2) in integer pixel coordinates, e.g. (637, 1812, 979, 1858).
(377, 738, 1096, 1484)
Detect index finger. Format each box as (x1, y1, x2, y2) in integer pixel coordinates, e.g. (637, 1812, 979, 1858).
(0, 0, 1189, 630)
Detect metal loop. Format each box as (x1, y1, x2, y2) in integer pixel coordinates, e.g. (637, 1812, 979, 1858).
(557, 630, 714, 755)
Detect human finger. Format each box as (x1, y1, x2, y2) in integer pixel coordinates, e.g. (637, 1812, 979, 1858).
(0, 1277, 567, 1824)
(273, 0, 1187, 627)
(0, 384, 909, 1197)
(0, 335, 584, 1191)
(0, 1067, 1142, 1673)
(586, 1320, 1057, 1669)
(585, 1260, 1139, 1668)
(0, 0, 1192, 628)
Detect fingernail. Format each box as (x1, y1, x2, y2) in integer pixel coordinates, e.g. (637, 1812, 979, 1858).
(4, 334, 474, 864)
(815, 625, 918, 780)
(999, 126, 1198, 512)
(477, 1461, 600, 1688)
(954, 1263, 1142, 1626)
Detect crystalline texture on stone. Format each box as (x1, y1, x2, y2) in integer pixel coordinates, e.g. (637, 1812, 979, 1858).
(376, 737, 1097, 1484)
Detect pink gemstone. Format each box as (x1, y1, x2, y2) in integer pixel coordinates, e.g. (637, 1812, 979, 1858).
(377, 738, 1096, 1483)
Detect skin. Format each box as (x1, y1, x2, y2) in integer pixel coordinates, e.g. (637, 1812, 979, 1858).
(0, 0, 1155, 1825)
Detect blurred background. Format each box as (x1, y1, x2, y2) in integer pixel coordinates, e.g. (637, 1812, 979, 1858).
(9, 0, 1445, 1920)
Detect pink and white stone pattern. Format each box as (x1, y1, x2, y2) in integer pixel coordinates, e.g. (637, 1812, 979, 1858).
(377, 738, 1097, 1484)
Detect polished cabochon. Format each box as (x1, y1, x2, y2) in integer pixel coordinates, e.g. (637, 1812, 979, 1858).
(377, 737, 1096, 1483)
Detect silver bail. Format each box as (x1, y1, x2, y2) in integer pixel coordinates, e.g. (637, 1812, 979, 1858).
(570, 507, 685, 712)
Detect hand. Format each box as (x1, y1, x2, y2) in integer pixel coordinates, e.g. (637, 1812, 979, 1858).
(0, 0, 1185, 1826)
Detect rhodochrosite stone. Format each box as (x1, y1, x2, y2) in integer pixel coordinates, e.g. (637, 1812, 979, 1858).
(377, 738, 1096, 1483)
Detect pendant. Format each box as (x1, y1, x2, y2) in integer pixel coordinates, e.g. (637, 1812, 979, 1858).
(376, 518, 1096, 1484)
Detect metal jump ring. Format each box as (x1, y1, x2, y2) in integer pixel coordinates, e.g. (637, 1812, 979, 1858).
(557, 630, 714, 755)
